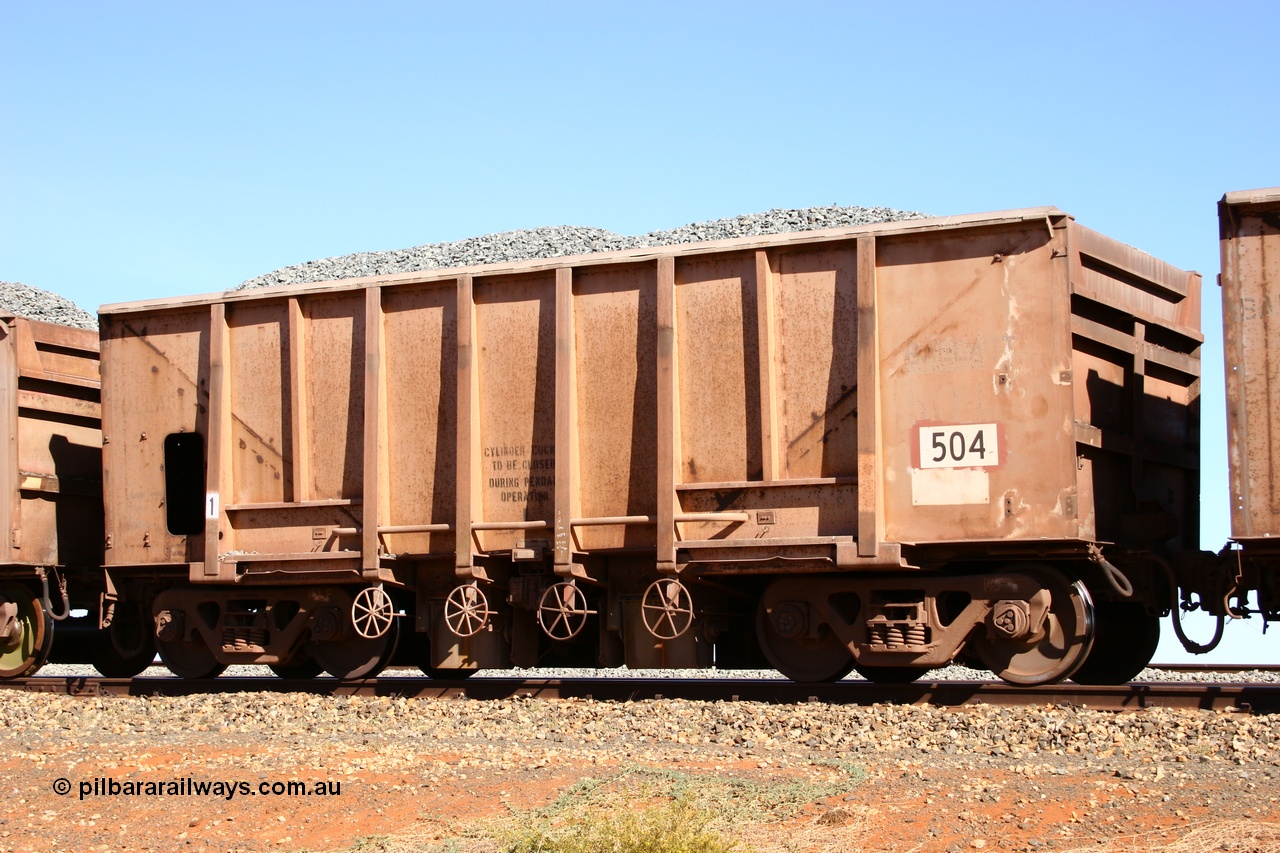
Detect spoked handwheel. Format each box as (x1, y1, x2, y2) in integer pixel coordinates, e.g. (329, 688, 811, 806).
(0, 582, 54, 678)
(154, 609, 225, 680)
(972, 564, 1095, 686)
(538, 582, 594, 640)
(351, 586, 395, 639)
(756, 597, 855, 683)
(640, 578, 694, 640)
(443, 583, 495, 637)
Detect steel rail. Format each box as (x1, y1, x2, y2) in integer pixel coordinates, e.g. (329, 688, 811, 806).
(1148, 662, 1280, 674)
(5, 676, 1277, 712)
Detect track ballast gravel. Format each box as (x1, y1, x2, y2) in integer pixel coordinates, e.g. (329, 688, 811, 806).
(1, 683, 1276, 853)
(237, 205, 926, 289)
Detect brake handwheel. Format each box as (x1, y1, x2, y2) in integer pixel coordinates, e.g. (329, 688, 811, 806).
(351, 586, 394, 639)
(443, 583, 494, 638)
(537, 582, 594, 640)
(641, 578, 694, 640)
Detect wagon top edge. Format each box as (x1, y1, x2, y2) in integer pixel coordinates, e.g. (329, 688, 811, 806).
(1221, 187, 1280, 208)
(98, 205, 1072, 317)
(0, 313, 100, 350)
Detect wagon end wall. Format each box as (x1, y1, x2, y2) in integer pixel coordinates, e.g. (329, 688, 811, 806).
(0, 316, 103, 570)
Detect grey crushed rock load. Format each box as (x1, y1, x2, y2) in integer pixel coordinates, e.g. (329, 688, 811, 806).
(238, 205, 926, 289)
(0, 281, 98, 330)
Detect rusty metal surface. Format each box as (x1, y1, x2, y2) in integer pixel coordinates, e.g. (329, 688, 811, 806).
(1220, 188, 1280, 542)
(7, 674, 1277, 712)
(99, 309, 209, 568)
(96, 206, 1200, 583)
(877, 221, 1076, 543)
(0, 316, 102, 572)
(1069, 224, 1203, 552)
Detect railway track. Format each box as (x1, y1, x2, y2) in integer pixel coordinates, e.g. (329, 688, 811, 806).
(6, 672, 1278, 712)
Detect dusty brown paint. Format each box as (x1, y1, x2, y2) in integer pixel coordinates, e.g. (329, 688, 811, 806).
(97, 206, 1200, 583)
(0, 316, 102, 573)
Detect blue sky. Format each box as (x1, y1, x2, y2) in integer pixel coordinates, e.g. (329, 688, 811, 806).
(3, 1, 1278, 663)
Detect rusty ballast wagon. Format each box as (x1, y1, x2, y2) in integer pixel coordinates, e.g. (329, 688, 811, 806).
(1217, 188, 1280, 639)
(0, 315, 144, 677)
(97, 206, 1203, 684)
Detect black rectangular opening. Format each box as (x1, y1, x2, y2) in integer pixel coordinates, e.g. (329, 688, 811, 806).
(164, 433, 205, 535)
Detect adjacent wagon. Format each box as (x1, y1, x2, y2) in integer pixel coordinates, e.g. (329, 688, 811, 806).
(0, 315, 115, 676)
(1219, 187, 1280, 623)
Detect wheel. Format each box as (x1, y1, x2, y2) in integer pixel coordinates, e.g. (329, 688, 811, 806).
(155, 631, 224, 679)
(269, 647, 325, 679)
(94, 633, 156, 677)
(310, 615, 399, 679)
(443, 583, 494, 637)
(971, 565, 1095, 687)
(0, 583, 54, 678)
(94, 601, 157, 678)
(641, 578, 694, 639)
(851, 663, 928, 684)
(1070, 601, 1159, 685)
(756, 598, 855, 683)
(538, 582, 591, 640)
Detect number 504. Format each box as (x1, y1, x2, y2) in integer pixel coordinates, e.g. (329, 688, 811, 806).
(917, 424, 999, 469)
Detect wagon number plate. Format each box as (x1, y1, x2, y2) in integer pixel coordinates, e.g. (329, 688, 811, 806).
(918, 424, 999, 469)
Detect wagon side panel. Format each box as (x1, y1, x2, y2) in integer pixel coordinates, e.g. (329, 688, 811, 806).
(472, 272, 557, 554)
(100, 309, 211, 568)
(571, 263, 657, 552)
(671, 245, 861, 547)
(382, 283, 457, 556)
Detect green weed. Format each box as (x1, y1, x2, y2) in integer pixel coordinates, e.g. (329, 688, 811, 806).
(502, 799, 737, 853)
(340, 761, 865, 853)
